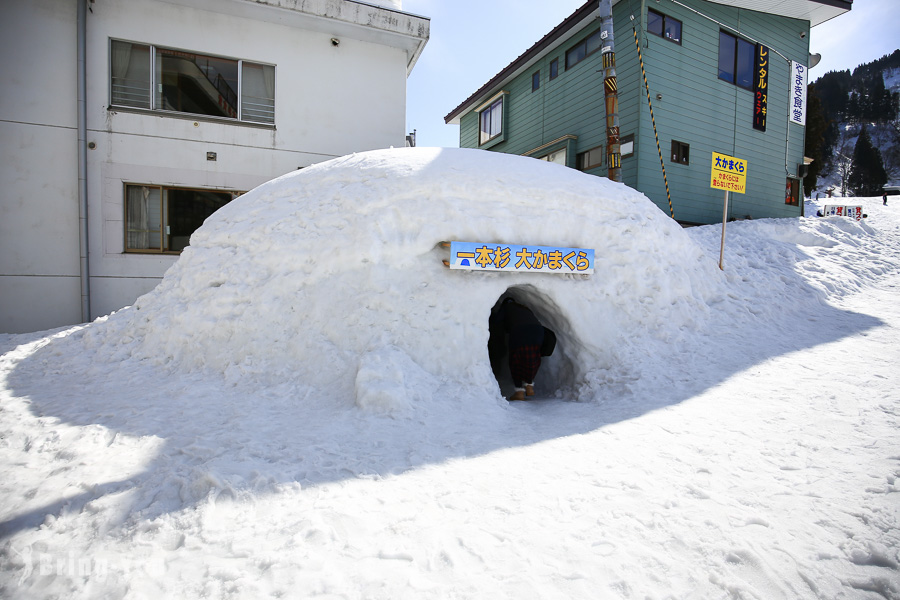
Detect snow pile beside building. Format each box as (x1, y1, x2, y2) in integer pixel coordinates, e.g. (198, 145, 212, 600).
(80, 148, 722, 409)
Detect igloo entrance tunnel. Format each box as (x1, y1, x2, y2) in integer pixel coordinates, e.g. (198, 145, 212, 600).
(488, 287, 573, 400)
(90, 148, 718, 409)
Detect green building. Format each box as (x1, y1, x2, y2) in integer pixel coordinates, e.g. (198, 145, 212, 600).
(445, 0, 850, 225)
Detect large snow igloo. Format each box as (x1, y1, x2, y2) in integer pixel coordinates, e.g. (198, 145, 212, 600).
(96, 147, 717, 409)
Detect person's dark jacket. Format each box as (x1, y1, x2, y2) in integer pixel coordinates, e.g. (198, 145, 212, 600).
(502, 300, 544, 349)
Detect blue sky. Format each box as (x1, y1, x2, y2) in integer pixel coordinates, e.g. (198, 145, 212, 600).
(403, 0, 900, 149)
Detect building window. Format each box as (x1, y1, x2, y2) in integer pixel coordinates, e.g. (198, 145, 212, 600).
(110, 40, 275, 124)
(620, 134, 635, 158)
(671, 140, 689, 165)
(532, 71, 540, 92)
(549, 58, 559, 80)
(647, 9, 682, 44)
(718, 31, 754, 90)
(479, 96, 504, 145)
(577, 146, 604, 170)
(566, 29, 602, 70)
(538, 148, 567, 165)
(785, 178, 800, 206)
(125, 184, 240, 253)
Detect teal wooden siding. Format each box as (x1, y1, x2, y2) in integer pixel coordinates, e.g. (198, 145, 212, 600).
(633, 0, 809, 223)
(456, 0, 810, 225)
(458, 1, 642, 174)
(465, 24, 610, 167)
(613, 0, 646, 197)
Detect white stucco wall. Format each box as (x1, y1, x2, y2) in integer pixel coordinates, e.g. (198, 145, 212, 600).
(0, 0, 427, 333)
(0, 0, 83, 333)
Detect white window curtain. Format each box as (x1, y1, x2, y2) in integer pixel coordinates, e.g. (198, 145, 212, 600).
(489, 100, 502, 137)
(111, 41, 131, 80)
(480, 98, 503, 144)
(126, 186, 160, 250)
(241, 62, 275, 123)
(111, 41, 151, 108)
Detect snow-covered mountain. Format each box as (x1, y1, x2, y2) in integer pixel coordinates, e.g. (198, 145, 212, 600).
(812, 51, 900, 195)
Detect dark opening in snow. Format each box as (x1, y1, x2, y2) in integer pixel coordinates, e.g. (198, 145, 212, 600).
(488, 287, 569, 400)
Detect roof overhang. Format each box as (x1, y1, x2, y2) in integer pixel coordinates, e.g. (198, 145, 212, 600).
(444, 0, 850, 124)
(162, 0, 430, 75)
(705, 0, 851, 28)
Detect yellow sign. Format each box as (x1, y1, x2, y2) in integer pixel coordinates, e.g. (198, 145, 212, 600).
(710, 152, 748, 194)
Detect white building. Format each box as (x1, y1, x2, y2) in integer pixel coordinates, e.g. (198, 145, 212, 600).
(0, 0, 429, 333)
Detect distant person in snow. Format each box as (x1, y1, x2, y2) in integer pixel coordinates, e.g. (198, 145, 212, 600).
(491, 298, 546, 401)
(884, 193, 888, 206)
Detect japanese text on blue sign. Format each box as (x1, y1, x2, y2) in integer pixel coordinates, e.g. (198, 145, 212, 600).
(449, 241, 594, 274)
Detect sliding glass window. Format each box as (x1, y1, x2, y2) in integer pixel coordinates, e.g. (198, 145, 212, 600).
(111, 40, 275, 124)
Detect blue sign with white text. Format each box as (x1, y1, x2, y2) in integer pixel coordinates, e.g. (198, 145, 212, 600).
(449, 241, 594, 274)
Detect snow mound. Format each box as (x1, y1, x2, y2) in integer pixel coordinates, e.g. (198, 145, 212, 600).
(84, 148, 722, 408)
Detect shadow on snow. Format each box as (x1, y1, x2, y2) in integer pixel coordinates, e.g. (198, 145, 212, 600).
(0, 268, 885, 540)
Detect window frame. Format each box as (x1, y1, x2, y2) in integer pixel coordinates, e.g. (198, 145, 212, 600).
(647, 9, 682, 45)
(537, 148, 568, 165)
(109, 39, 276, 125)
(124, 183, 242, 254)
(565, 29, 603, 71)
(671, 140, 690, 165)
(477, 92, 507, 147)
(532, 71, 541, 92)
(717, 31, 755, 90)
(549, 58, 559, 80)
(577, 145, 605, 171)
(620, 134, 635, 158)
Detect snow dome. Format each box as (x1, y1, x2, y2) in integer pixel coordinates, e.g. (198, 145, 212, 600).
(85, 148, 721, 409)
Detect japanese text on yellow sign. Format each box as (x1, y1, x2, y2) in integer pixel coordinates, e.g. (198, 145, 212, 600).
(710, 152, 748, 194)
(449, 241, 594, 274)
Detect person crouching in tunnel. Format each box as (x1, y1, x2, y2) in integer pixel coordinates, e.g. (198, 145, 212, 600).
(497, 298, 545, 401)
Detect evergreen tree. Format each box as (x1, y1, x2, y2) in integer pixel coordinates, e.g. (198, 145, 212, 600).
(803, 83, 827, 193)
(815, 70, 851, 119)
(811, 51, 898, 184)
(815, 70, 852, 168)
(848, 125, 887, 196)
(846, 91, 861, 124)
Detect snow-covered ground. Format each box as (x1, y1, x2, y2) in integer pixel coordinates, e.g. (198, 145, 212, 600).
(1, 149, 898, 599)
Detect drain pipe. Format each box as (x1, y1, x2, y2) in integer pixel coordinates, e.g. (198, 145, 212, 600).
(77, 0, 91, 323)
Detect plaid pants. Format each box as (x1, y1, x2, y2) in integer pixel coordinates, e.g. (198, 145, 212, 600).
(509, 344, 542, 388)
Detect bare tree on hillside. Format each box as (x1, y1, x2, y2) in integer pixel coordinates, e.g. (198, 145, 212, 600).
(835, 130, 855, 196)
(886, 117, 900, 182)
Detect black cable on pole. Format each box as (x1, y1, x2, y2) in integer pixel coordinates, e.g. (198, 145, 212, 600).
(633, 26, 675, 219)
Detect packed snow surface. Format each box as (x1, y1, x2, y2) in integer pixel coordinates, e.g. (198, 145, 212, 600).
(85, 147, 718, 407)
(1, 148, 898, 599)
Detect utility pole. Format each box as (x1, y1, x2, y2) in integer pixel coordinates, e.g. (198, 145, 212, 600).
(599, 0, 621, 182)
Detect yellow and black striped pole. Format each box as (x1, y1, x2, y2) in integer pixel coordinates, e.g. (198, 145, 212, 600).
(633, 26, 675, 219)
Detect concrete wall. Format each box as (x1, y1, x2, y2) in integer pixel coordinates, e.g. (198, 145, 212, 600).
(0, 0, 426, 333)
(0, 0, 83, 333)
